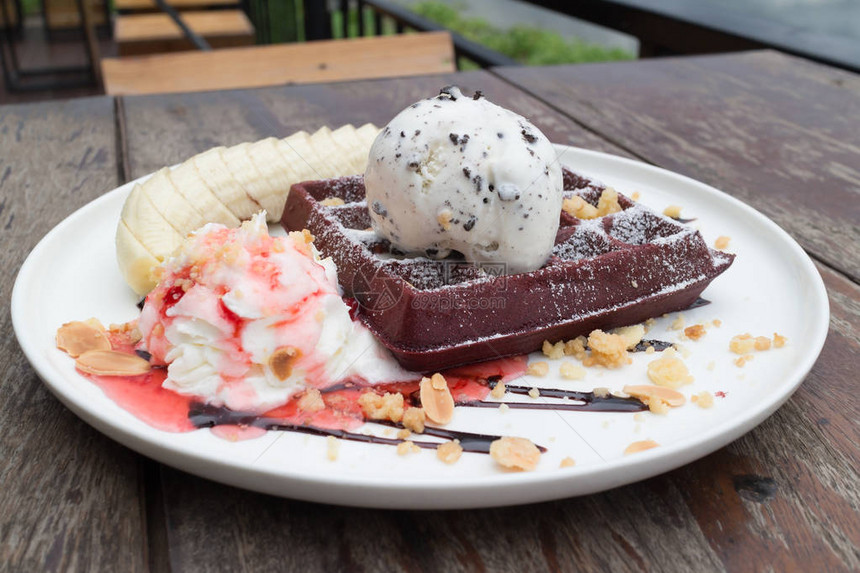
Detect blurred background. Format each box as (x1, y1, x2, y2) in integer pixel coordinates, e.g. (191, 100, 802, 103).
(1, 0, 858, 103)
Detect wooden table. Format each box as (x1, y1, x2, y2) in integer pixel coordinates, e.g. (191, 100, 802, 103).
(1, 50, 858, 571)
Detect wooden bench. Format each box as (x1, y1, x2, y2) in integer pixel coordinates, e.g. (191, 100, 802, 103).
(44, 0, 107, 30)
(115, 0, 238, 13)
(102, 31, 456, 95)
(115, 10, 254, 56)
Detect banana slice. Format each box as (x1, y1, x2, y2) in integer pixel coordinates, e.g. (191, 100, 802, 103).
(167, 161, 240, 228)
(330, 125, 365, 174)
(116, 125, 381, 295)
(140, 168, 209, 235)
(220, 143, 276, 219)
(355, 123, 382, 172)
(246, 138, 295, 221)
(115, 219, 161, 296)
(193, 147, 262, 220)
(283, 131, 337, 179)
(121, 183, 186, 257)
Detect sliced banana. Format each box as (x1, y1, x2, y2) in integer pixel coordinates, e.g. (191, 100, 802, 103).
(115, 124, 380, 295)
(246, 138, 295, 222)
(141, 168, 209, 235)
(283, 131, 337, 179)
(193, 147, 262, 220)
(121, 183, 186, 257)
(355, 123, 382, 172)
(167, 161, 240, 227)
(115, 219, 161, 296)
(330, 125, 365, 174)
(220, 143, 277, 218)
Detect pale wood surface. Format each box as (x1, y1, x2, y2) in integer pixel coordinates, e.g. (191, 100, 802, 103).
(103, 32, 458, 96)
(115, 10, 254, 56)
(2, 52, 858, 572)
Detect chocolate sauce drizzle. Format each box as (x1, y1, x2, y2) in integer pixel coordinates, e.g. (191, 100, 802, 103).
(462, 382, 647, 413)
(187, 402, 543, 454)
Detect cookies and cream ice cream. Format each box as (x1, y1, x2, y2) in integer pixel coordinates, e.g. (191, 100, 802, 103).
(364, 87, 563, 274)
(137, 213, 411, 412)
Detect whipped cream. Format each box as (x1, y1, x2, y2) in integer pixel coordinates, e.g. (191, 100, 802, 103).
(364, 87, 563, 274)
(137, 214, 413, 412)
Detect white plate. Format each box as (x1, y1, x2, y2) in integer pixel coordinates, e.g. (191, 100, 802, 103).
(12, 146, 829, 509)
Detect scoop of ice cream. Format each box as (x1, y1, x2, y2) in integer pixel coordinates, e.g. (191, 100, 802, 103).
(364, 87, 563, 274)
(137, 213, 412, 412)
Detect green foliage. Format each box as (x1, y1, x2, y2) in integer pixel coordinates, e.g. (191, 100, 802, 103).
(411, 1, 634, 65)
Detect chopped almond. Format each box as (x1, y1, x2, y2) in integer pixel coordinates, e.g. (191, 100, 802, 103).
(396, 441, 420, 456)
(420, 374, 454, 424)
(402, 407, 426, 433)
(56, 320, 112, 357)
(684, 324, 706, 341)
(358, 392, 404, 423)
(75, 350, 150, 376)
(583, 330, 631, 368)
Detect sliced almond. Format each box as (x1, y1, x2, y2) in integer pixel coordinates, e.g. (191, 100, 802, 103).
(56, 320, 112, 357)
(420, 374, 454, 424)
(624, 440, 659, 455)
(76, 350, 150, 376)
(269, 346, 301, 381)
(623, 384, 686, 407)
(489, 437, 541, 471)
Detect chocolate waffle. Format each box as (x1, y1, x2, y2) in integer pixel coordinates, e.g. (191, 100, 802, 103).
(282, 169, 734, 371)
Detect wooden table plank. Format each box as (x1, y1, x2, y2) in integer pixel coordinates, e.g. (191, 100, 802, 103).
(494, 50, 860, 283)
(0, 98, 148, 571)
(120, 69, 633, 180)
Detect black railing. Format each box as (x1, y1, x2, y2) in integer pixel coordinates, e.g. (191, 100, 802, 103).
(306, 0, 517, 69)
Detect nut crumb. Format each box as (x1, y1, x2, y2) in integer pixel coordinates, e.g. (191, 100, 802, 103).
(583, 330, 631, 368)
(712, 319, 722, 328)
(646, 348, 694, 388)
(436, 440, 463, 464)
(754, 336, 772, 351)
(358, 391, 404, 423)
(437, 210, 453, 230)
(298, 388, 325, 413)
(491, 381, 506, 399)
(729, 333, 756, 354)
(612, 324, 646, 349)
(631, 191, 641, 201)
(559, 361, 586, 380)
(402, 407, 426, 433)
(691, 391, 714, 408)
(734, 355, 754, 367)
(684, 324, 706, 341)
(773, 332, 787, 347)
(663, 205, 682, 219)
(542, 340, 565, 360)
(624, 440, 659, 455)
(489, 437, 541, 471)
(645, 345, 656, 354)
(396, 429, 412, 440)
(563, 336, 588, 360)
(669, 313, 686, 331)
(560, 457, 576, 468)
(707, 360, 716, 371)
(326, 436, 339, 461)
(527, 361, 549, 377)
(499, 403, 510, 413)
(396, 441, 421, 456)
(714, 236, 731, 250)
(528, 387, 541, 399)
(269, 346, 301, 381)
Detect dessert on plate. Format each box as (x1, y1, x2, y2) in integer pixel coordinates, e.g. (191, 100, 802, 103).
(56, 87, 736, 470)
